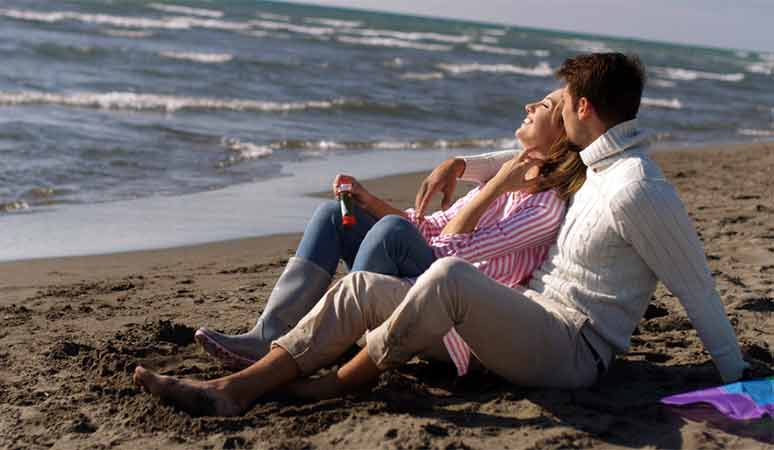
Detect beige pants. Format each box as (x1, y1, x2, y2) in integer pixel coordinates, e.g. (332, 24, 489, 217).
(275, 257, 600, 389)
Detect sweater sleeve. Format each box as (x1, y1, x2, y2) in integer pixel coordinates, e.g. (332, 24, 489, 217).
(610, 180, 748, 383)
(429, 189, 565, 263)
(459, 150, 519, 183)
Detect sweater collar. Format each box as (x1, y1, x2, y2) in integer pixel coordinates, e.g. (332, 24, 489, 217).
(579, 119, 651, 170)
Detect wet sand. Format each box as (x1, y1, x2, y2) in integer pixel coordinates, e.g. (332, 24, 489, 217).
(1, 143, 773, 449)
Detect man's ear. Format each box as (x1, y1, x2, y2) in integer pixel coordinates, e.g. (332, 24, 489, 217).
(576, 97, 593, 120)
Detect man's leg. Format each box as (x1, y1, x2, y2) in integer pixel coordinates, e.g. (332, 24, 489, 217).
(364, 257, 599, 389)
(196, 201, 379, 367)
(137, 272, 413, 416)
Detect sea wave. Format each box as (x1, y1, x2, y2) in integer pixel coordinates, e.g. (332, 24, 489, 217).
(304, 17, 362, 28)
(482, 29, 507, 37)
(479, 36, 499, 44)
(399, 72, 444, 81)
(649, 79, 677, 88)
(0, 91, 356, 113)
(738, 128, 774, 137)
(438, 62, 553, 77)
(256, 12, 290, 21)
(0, 200, 29, 213)
(555, 38, 614, 53)
(467, 44, 528, 56)
(220, 138, 274, 166)
(101, 29, 154, 38)
(344, 28, 470, 44)
(159, 51, 233, 64)
(147, 3, 224, 18)
(0, 8, 250, 31)
(249, 19, 335, 37)
(746, 62, 773, 75)
(641, 97, 683, 109)
(652, 66, 745, 82)
(336, 36, 452, 52)
(268, 137, 516, 151)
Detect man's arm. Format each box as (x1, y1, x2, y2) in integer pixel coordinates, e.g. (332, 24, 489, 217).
(611, 180, 748, 383)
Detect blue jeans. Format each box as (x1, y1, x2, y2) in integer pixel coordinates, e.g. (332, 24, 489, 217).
(295, 200, 437, 278)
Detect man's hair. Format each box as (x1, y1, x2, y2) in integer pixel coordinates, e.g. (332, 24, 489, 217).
(556, 53, 646, 127)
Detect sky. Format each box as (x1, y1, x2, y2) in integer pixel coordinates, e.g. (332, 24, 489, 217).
(280, 0, 774, 53)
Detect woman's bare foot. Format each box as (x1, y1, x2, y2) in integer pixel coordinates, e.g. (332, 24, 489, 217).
(133, 366, 244, 417)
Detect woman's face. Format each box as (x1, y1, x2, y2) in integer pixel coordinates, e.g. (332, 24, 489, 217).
(515, 88, 564, 156)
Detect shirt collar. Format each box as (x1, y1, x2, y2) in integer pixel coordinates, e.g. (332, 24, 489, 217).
(579, 119, 652, 170)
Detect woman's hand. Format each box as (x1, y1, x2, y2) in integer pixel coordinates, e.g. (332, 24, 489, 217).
(488, 151, 544, 194)
(332, 174, 373, 208)
(414, 158, 466, 219)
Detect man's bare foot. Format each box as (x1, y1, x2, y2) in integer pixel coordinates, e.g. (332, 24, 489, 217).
(133, 366, 244, 417)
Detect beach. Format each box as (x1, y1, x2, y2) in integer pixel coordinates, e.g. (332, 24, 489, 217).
(1, 142, 772, 449)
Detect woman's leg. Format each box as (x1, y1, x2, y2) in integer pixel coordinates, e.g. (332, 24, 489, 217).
(196, 201, 379, 368)
(138, 272, 413, 416)
(350, 215, 437, 278)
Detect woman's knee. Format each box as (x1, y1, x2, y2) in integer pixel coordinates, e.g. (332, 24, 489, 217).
(367, 215, 414, 242)
(310, 200, 341, 224)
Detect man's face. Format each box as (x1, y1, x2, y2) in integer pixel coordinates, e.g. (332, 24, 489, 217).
(561, 87, 582, 147)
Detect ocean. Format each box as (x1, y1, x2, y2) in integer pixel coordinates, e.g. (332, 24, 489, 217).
(1, 0, 773, 261)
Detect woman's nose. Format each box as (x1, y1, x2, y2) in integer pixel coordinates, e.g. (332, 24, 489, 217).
(525, 102, 535, 113)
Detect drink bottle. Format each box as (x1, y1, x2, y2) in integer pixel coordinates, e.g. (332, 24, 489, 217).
(338, 176, 356, 226)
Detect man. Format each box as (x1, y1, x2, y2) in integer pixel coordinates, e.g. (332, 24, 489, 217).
(412, 52, 748, 383)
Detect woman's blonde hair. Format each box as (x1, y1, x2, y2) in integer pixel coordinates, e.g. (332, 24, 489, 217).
(528, 99, 586, 200)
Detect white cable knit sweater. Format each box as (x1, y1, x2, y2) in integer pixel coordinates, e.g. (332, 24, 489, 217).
(460, 120, 747, 382)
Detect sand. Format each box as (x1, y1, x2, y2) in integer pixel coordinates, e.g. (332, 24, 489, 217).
(1, 143, 773, 449)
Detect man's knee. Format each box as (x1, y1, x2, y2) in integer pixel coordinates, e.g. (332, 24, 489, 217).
(424, 257, 475, 282)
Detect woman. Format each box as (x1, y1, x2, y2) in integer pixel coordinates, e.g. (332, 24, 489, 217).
(195, 88, 583, 371)
(135, 88, 587, 415)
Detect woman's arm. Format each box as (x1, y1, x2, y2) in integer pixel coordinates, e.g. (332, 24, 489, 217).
(441, 153, 542, 235)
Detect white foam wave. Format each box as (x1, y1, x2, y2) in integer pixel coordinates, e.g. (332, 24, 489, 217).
(257, 12, 290, 21)
(479, 36, 499, 44)
(101, 29, 154, 38)
(649, 79, 677, 88)
(304, 17, 362, 28)
(746, 63, 773, 75)
(641, 97, 683, 109)
(336, 36, 452, 52)
(1, 200, 29, 213)
(344, 28, 470, 44)
(438, 62, 553, 77)
(399, 72, 444, 81)
(652, 66, 745, 82)
(556, 38, 614, 53)
(271, 137, 516, 151)
(738, 128, 774, 137)
(482, 29, 507, 36)
(147, 3, 223, 18)
(0, 8, 250, 31)
(249, 19, 335, 36)
(221, 138, 274, 163)
(160, 51, 233, 64)
(0, 91, 348, 113)
(467, 44, 527, 56)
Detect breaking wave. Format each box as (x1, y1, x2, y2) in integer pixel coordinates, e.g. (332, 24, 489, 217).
(147, 3, 223, 18)
(159, 51, 233, 64)
(641, 97, 683, 109)
(336, 36, 452, 52)
(399, 72, 445, 81)
(304, 17, 362, 28)
(738, 128, 774, 137)
(652, 66, 745, 82)
(438, 62, 553, 77)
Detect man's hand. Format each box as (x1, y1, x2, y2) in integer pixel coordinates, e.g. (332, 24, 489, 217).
(414, 158, 466, 219)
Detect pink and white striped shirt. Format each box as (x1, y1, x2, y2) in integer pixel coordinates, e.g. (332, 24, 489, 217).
(404, 187, 566, 375)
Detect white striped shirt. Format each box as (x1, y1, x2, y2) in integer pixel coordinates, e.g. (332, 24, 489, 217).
(405, 187, 566, 375)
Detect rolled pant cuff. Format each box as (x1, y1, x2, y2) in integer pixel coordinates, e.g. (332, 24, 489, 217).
(271, 336, 317, 376)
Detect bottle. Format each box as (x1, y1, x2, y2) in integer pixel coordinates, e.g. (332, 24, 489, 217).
(337, 176, 357, 227)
